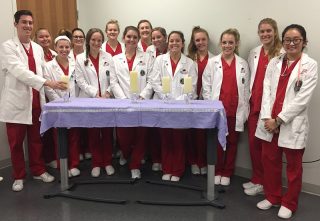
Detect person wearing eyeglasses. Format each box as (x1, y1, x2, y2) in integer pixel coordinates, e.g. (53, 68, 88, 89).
(243, 18, 283, 196)
(255, 24, 318, 219)
(202, 28, 250, 186)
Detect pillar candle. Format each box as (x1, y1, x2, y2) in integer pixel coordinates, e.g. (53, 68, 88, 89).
(130, 71, 139, 93)
(162, 76, 171, 94)
(183, 76, 192, 94)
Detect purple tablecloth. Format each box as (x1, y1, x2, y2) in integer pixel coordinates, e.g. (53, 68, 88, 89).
(40, 98, 228, 148)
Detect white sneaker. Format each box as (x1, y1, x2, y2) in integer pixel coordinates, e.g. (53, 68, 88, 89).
(12, 179, 23, 192)
(46, 160, 58, 169)
(170, 176, 180, 182)
(105, 165, 115, 176)
(68, 168, 80, 177)
(244, 184, 264, 196)
(200, 167, 207, 175)
(220, 176, 230, 186)
(278, 206, 293, 219)
(257, 199, 276, 210)
(91, 167, 101, 177)
(131, 169, 141, 179)
(119, 156, 127, 166)
(152, 163, 162, 171)
(84, 152, 92, 159)
(0, 176, 3, 182)
(191, 164, 200, 175)
(243, 181, 255, 189)
(162, 174, 171, 181)
(33, 172, 55, 183)
(215, 175, 221, 185)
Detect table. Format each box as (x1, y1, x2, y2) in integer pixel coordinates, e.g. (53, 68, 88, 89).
(40, 98, 228, 206)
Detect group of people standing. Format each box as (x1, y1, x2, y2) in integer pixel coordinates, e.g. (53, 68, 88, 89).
(0, 10, 317, 219)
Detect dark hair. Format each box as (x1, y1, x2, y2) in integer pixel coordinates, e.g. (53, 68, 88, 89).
(187, 26, 210, 61)
(72, 28, 85, 39)
(14, 10, 33, 24)
(152, 27, 167, 38)
(282, 24, 307, 50)
(258, 18, 282, 59)
(34, 28, 51, 44)
(122, 26, 140, 39)
(168, 31, 185, 53)
(84, 28, 104, 66)
(57, 28, 72, 40)
(137, 19, 152, 30)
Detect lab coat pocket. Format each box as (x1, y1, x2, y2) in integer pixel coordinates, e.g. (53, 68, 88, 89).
(291, 116, 306, 135)
(7, 89, 27, 110)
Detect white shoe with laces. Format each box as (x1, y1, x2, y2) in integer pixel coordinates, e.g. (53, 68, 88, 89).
(0, 176, 3, 182)
(170, 176, 180, 182)
(91, 167, 101, 177)
(200, 167, 207, 175)
(243, 181, 255, 189)
(215, 175, 221, 185)
(68, 168, 80, 177)
(220, 176, 230, 186)
(191, 164, 200, 175)
(131, 169, 141, 179)
(257, 199, 279, 210)
(33, 172, 55, 183)
(278, 206, 293, 219)
(105, 165, 115, 176)
(12, 179, 23, 192)
(162, 174, 171, 181)
(244, 184, 264, 196)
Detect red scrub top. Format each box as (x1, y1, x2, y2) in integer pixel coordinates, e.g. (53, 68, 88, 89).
(250, 48, 269, 114)
(106, 42, 122, 57)
(219, 57, 238, 117)
(170, 57, 179, 75)
(127, 53, 136, 71)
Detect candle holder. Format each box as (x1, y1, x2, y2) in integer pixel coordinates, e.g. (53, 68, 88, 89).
(163, 93, 171, 103)
(131, 92, 139, 103)
(184, 93, 192, 104)
(62, 89, 71, 102)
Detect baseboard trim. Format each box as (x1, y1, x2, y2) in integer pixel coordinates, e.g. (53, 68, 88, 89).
(235, 166, 320, 196)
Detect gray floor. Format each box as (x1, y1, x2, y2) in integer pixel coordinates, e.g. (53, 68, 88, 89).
(0, 160, 319, 221)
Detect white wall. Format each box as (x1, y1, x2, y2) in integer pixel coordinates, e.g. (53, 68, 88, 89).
(0, 0, 16, 163)
(77, 0, 320, 190)
(0, 0, 319, 191)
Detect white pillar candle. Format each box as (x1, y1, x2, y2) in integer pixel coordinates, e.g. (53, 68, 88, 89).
(130, 71, 139, 93)
(162, 76, 171, 94)
(183, 76, 192, 94)
(60, 75, 69, 88)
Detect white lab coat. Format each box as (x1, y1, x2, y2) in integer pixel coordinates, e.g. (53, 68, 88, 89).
(151, 53, 198, 100)
(0, 37, 46, 124)
(146, 45, 169, 69)
(43, 56, 78, 101)
(101, 41, 125, 55)
(255, 53, 318, 149)
(75, 50, 115, 98)
(111, 50, 153, 99)
(202, 53, 250, 132)
(137, 40, 148, 52)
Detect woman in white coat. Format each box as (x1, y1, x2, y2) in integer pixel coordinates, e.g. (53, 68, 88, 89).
(43, 36, 81, 177)
(202, 28, 250, 186)
(255, 24, 318, 219)
(102, 19, 125, 57)
(151, 31, 198, 182)
(34, 28, 57, 62)
(186, 26, 214, 176)
(75, 28, 115, 177)
(146, 27, 168, 67)
(244, 18, 283, 196)
(137, 19, 152, 52)
(111, 26, 153, 179)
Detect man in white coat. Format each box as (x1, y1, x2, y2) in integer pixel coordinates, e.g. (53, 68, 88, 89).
(0, 10, 67, 191)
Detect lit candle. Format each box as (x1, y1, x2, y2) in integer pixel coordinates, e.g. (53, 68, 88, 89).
(183, 76, 192, 94)
(162, 76, 171, 94)
(60, 75, 69, 88)
(130, 71, 139, 93)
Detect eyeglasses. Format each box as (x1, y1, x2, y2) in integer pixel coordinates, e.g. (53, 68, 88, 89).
(73, 36, 84, 39)
(283, 38, 303, 45)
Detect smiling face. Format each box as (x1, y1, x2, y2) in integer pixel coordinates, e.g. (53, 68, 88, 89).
(152, 30, 166, 49)
(72, 30, 85, 48)
(55, 39, 71, 59)
(258, 23, 275, 47)
(282, 28, 306, 59)
(194, 32, 208, 53)
(106, 23, 119, 41)
(15, 15, 33, 43)
(123, 29, 139, 50)
(138, 22, 151, 42)
(89, 32, 103, 53)
(220, 33, 237, 57)
(36, 29, 52, 49)
(168, 33, 184, 54)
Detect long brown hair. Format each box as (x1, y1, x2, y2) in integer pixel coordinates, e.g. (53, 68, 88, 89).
(258, 18, 282, 59)
(84, 28, 104, 66)
(187, 26, 209, 61)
